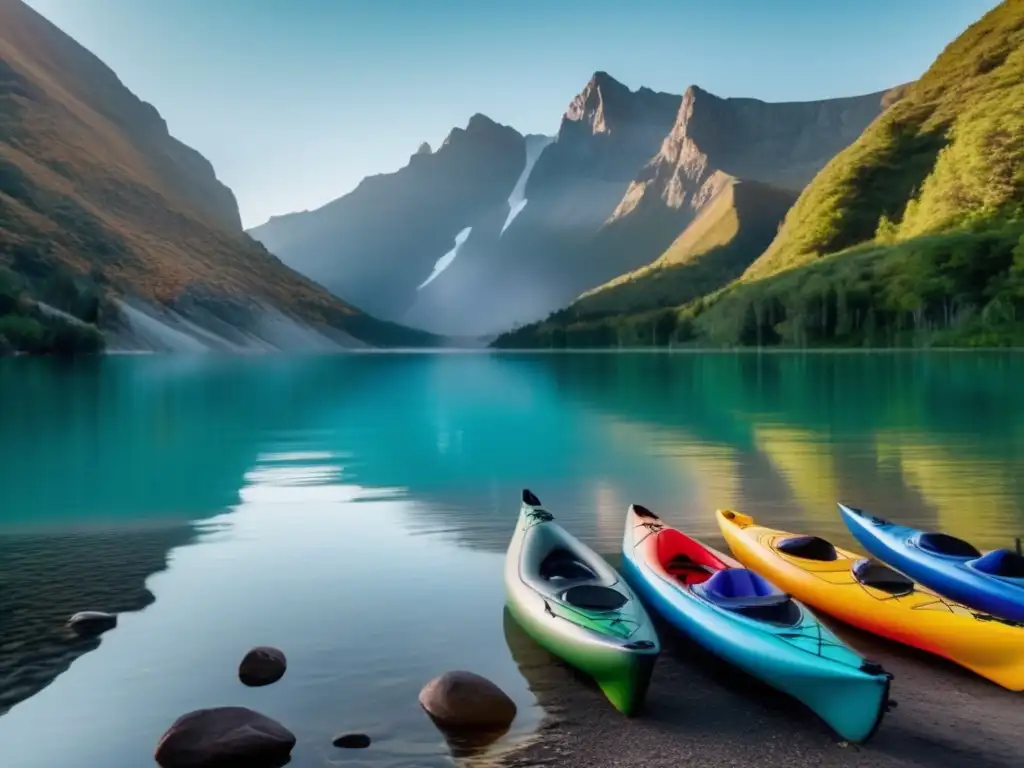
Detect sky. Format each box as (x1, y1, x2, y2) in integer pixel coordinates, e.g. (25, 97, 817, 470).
(25, 0, 1001, 229)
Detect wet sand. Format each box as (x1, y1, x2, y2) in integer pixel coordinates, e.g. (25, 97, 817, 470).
(0, 526, 196, 715)
(500, 608, 1023, 768)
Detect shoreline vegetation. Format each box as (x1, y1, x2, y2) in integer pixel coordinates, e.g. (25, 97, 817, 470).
(0, 266, 105, 356)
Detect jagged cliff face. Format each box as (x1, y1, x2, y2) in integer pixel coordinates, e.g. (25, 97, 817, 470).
(0, 0, 434, 349)
(527, 71, 681, 192)
(397, 73, 683, 336)
(249, 114, 526, 323)
(612, 84, 899, 222)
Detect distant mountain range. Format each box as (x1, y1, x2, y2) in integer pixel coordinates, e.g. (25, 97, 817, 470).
(250, 73, 898, 338)
(2, 0, 1019, 353)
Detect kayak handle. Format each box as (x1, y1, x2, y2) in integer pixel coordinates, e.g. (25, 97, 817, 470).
(860, 660, 892, 679)
(631, 504, 660, 520)
(523, 489, 542, 506)
(623, 640, 656, 650)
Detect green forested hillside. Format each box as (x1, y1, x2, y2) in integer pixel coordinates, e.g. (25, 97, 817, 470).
(493, 178, 795, 347)
(494, 0, 1024, 349)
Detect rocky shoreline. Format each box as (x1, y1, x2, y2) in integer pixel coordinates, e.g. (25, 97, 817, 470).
(499, 613, 1023, 768)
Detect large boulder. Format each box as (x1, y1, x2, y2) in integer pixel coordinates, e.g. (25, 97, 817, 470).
(238, 646, 287, 687)
(66, 611, 117, 637)
(332, 733, 371, 749)
(418, 670, 517, 729)
(154, 706, 296, 768)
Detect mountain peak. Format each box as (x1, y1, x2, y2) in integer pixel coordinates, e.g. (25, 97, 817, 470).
(588, 70, 624, 89)
(415, 141, 432, 155)
(440, 113, 521, 149)
(467, 113, 507, 134)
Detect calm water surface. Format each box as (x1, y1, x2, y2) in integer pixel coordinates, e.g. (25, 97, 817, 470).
(0, 351, 1021, 767)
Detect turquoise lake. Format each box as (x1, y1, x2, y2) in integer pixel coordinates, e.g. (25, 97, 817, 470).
(0, 351, 1022, 767)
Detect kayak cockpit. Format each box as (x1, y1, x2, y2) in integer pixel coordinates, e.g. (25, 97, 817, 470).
(851, 559, 915, 596)
(540, 548, 598, 583)
(968, 549, 1024, 579)
(653, 528, 722, 586)
(911, 531, 981, 559)
(520, 514, 621, 601)
(777, 535, 838, 562)
(694, 568, 802, 627)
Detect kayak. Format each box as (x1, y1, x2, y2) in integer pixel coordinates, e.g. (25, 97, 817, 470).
(622, 505, 893, 743)
(838, 503, 1024, 624)
(504, 489, 660, 715)
(718, 508, 1024, 690)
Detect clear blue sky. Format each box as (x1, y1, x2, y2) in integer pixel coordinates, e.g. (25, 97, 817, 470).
(25, 0, 1000, 229)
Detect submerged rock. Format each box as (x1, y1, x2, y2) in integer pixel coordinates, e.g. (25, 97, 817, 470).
(154, 706, 295, 768)
(238, 646, 287, 687)
(332, 733, 371, 749)
(66, 611, 117, 636)
(419, 670, 517, 729)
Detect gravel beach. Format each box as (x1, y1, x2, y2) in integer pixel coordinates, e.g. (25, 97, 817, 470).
(500, 606, 1023, 768)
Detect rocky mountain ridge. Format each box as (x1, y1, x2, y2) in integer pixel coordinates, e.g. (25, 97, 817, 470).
(251, 70, 897, 338)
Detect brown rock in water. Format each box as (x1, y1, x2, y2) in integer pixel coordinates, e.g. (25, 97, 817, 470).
(419, 670, 517, 729)
(66, 611, 117, 636)
(238, 646, 287, 687)
(332, 733, 371, 748)
(155, 706, 295, 768)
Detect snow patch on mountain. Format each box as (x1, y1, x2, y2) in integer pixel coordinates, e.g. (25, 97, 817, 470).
(500, 134, 555, 236)
(417, 226, 473, 290)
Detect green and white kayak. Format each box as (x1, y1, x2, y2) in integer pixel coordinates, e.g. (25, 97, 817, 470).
(504, 489, 660, 715)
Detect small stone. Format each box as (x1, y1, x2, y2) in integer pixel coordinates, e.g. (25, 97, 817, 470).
(419, 670, 517, 729)
(154, 706, 295, 767)
(238, 646, 286, 687)
(332, 733, 371, 749)
(66, 611, 117, 636)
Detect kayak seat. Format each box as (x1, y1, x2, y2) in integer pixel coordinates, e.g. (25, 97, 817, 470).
(701, 568, 781, 600)
(695, 568, 800, 626)
(562, 584, 628, 611)
(776, 535, 838, 562)
(969, 549, 1024, 578)
(914, 532, 981, 559)
(539, 548, 598, 583)
(851, 559, 915, 596)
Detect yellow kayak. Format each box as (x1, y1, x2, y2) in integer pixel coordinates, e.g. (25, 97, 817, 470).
(716, 509, 1024, 691)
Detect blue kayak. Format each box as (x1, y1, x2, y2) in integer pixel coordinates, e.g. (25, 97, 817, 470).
(839, 503, 1024, 624)
(621, 504, 894, 743)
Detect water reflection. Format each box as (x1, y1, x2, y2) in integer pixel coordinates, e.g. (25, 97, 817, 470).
(0, 351, 1021, 767)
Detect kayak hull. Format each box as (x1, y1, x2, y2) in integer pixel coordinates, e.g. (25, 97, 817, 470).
(623, 506, 891, 743)
(838, 503, 1024, 624)
(504, 491, 659, 715)
(718, 508, 1024, 691)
